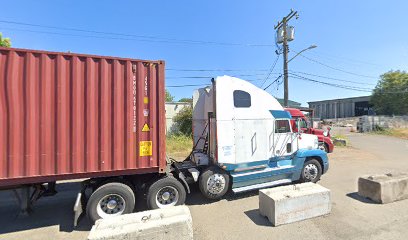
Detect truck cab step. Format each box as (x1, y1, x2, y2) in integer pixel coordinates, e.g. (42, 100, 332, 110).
(232, 179, 292, 193)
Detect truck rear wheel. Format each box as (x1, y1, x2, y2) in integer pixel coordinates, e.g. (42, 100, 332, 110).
(300, 159, 322, 183)
(199, 166, 230, 200)
(147, 177, 186, 209)
(86, 182, 135, 223)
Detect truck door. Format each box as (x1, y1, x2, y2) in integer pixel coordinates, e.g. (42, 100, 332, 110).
(273, 119, 297, 158)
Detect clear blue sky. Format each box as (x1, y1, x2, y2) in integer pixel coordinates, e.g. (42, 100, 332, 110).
(1, 0, 407, 106)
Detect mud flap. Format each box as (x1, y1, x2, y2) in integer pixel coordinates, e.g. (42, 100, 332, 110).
(178, 172, 191, 194)
(73, 192, 85, 227)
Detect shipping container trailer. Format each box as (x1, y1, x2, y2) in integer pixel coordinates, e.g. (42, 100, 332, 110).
(0, 47, 167, 187)
(0, 47, 178, 224)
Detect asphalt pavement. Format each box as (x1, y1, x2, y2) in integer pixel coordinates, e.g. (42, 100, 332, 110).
(0, 130, 407, 240)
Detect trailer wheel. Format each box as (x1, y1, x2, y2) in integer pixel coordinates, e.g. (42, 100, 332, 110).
(147, 177, 186, 209)
(199, 166, 230, 200)
(300, 159, 322, 183)
(86, 182, 135, 223)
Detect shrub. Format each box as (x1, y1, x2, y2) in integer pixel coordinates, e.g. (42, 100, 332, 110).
(173, 106, 192, 136)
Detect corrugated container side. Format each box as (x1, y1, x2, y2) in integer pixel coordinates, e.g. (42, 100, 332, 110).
(0, 47, 166, 188)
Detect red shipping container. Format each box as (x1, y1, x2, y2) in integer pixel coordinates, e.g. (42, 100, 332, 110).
(0, 47, 166, 188)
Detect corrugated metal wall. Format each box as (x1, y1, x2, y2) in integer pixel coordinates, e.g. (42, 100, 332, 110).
(0, 47, 166, 187)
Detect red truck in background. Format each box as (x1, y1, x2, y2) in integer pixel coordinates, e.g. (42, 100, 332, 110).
(285, 108, 334, 153)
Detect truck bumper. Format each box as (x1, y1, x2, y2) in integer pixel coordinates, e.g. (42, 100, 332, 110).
(327, 142, 334, 153)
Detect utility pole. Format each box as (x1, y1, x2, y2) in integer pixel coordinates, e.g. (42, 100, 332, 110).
(275, 10, 298, 107)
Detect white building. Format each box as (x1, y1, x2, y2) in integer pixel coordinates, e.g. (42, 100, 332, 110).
(165, 102, 192, 134)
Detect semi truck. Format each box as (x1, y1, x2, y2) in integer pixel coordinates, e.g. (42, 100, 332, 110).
(285, 108, 334, 153)
(0, 47, 329, 225)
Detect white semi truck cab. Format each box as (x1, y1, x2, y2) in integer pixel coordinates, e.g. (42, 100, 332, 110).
(78, 75, 330, 223)
(171, 75, 329, 200)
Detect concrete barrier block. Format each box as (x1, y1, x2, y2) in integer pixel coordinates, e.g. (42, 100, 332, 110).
(358, 173, 408, 204)
(88, 206, 193, 240)
(259, 183, 331, 226)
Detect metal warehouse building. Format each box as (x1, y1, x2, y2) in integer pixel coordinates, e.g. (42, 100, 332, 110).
(308, 96, 374, 119)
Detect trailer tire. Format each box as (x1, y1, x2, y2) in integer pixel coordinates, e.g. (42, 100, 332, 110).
(86, 182, 135, 223)
(300, 159, 322, 183)
(199, 166, 230, 200)
(147, 177, 186, 209)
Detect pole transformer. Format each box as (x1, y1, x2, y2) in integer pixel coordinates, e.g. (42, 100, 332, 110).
(274, 10, 298, 107)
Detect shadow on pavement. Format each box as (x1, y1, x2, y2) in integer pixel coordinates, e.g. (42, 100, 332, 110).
(185, 183, 260, 206)
(244, 209, 272, 227)
(346, 192, 378, 204)
(0, 181, 93, 235)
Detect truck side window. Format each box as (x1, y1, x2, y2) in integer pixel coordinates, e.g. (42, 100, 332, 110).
(233, 90, 251, 108)
(275, 120, 291, 133)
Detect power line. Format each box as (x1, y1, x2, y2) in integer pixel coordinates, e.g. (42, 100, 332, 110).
(0, 27, 183, 44)
(166, 74, 408, 94)
(289, 73, 373, 92)
(0, 20, 273, 47)
(293, 50, 378, 79)
(166, 73, 279, 80)
(290, 70, 377, 86)
(165, 76, 271, 88)
(166, 68, 270, 72)
(306, 50, 383, 67)
(261, 54, 280, 88)
(263, 74, 282, 90)
(166, 84, 209, 88)
(166, 74, 276, 81)
(290, 73, 373, 90)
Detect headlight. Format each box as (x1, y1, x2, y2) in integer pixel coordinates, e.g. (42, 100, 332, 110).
(314, 138, 318, 148)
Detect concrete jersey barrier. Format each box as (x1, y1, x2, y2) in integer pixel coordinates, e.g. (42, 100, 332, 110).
(88, 205, 193, 240)
(358, 173, 408, 204)
(259, 182, 331, 226)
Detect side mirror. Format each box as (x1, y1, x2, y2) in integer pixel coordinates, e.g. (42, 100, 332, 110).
(296, 119, 302, 133)
(323, 127, 331, 137)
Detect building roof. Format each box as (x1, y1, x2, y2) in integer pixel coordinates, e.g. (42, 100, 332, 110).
(308, 95, 371, 104)
(277, 98, 302, 108)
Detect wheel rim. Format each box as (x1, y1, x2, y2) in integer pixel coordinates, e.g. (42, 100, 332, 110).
(207, 174, 226, 194)
(97, 194, 126, 219)
(155, 186, 179, 208)
(304, 163, 318, 180)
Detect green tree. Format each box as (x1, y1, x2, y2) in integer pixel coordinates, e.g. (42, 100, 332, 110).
(371, 71, 408, 115)
(166, 89, 174, 102)
(178, 97, 193, 103)
(0, 33, 11, 47)
(173, 106, 193, 136)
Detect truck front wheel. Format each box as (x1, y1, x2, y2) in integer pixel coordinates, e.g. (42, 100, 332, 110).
(147, 177, 186, 209)
(300, 159, 322, 183)
(199, 166, 230, 200)
(86, 182, 135, 223)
